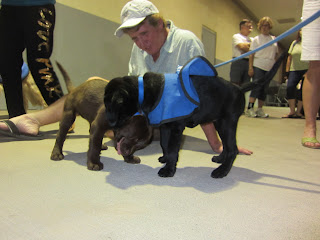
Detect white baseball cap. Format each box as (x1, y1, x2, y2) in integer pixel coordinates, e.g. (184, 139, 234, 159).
(114, 0, 159, 37)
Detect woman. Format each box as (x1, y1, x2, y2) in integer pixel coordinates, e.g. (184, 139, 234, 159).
(300, 0, 320, 149)
(283, 30, 308, 118)
(0, 0, 63, 118)
(246, 16, 278, 118)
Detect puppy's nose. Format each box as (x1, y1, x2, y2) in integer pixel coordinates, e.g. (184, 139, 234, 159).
(106, 112, 117, 127)
(108, 120, 117, 128)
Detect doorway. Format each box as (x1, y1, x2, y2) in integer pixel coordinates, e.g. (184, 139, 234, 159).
(201, 25, 216, 65)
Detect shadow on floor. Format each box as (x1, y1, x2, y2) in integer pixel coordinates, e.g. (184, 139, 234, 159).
(61, 150, 320, 195)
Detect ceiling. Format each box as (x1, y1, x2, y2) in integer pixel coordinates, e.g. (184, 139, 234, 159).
(233, 0, 304, 49)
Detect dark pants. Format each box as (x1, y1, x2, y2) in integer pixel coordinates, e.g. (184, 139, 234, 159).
(230, 58, 250, 86)
(286, 70, 307, 101)
(249, 67, 269, 101)
(0, 4, 63, 118)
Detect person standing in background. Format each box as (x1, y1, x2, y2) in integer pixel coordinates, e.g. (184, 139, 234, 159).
(0, 0, 64, 118)
(283, 30, 308, 118)
(246, 16, 278, 118)
(230, 19, 253, 86)
(300, 0, 320, 149)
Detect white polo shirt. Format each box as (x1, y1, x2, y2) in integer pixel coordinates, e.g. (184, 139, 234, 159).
(128, 21, 205, 75)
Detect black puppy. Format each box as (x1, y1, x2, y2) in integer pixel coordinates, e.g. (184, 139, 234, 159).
(51, 65, 152, 171)
(104, 55, 284, 178)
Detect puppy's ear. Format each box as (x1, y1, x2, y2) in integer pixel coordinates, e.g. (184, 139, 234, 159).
(105, 91, 125, 127)
(105, 88, 132, 127)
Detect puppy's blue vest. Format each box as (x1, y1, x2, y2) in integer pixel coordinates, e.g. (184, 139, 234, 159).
(138, 56, 217, 126)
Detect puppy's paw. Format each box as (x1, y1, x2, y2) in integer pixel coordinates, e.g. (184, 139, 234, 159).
(51, 151, 64, 161)
(211, 165, 230, 178)
(87, 161, 104, 171)
(158, 166, 176, 177)
(101, 142, 108, 150)
(212, 155, 224, 163)
(158, 156, 167, 163)
(124, 155, 141, 164)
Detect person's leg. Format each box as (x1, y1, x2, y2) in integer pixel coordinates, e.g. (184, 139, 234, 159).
(200, 122, 253, 155)
(230, 59, 250, 87)
(241, 60, 251, 86)
(0, 6, 26, 118)
(246, 73, 258, 117)
(201, 123, 222, 152)
(257, 99, 265, 108)
(296, 100, 303, 117)
(245, 97, 257, 117)
(302, 61, 320, 147)
(286, 99, 297, 115)
(284, 71, 300, 117)
(255, 99, 269, 117)
(295, 71, 307, 117)
(230, 61, 241, 86)
(247, 67, 265, 117)
(248, 97, 256, 106)
(254, 68, 270, 117)
(240, 61, 251, 111)
(301, 0, 320, 147)
(0, 95, 67, 136)
(25, 4, 63, 105)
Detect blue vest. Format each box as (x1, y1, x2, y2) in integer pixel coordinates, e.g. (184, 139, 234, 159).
(138, 56, 217, 126)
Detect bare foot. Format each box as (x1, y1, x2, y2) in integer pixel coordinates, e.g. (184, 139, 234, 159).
(238, 146, 253, 155)
(303, 126, 320, 148)
(211, 142, 253, 155)
(302, 139, 320, 148)
(0, 114, 40, 136)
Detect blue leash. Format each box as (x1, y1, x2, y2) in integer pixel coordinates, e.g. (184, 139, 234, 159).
(214, 10, 320, 68)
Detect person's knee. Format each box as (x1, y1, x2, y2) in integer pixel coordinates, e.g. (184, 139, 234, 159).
(305, 61, 320, 86)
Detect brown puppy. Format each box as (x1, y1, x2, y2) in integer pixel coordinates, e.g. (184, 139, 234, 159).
(50, 70, 152, 171)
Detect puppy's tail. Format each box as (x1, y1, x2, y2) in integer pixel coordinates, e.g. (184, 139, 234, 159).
(240, 52, 286, 93)
(22, 73, 48, 109)
(55, 61, 75, 93)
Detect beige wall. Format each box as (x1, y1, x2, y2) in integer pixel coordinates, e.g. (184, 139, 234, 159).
(57, 0, 259, 62)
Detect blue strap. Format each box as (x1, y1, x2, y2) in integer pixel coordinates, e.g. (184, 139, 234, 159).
(214, 10, 320, 68)
(138, 76, 144, 105)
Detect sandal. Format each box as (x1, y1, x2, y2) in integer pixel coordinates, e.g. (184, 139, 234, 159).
(282, 113, 297, 118)
(301, 137, 320, 149)
(282, 113, 302, 119)
(0, 120, 44, 140)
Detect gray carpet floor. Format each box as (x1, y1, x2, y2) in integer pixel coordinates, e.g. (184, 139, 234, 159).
(0, 107, 319, 240)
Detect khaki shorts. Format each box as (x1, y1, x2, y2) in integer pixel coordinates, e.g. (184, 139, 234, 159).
(301, 0, 320, 61)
